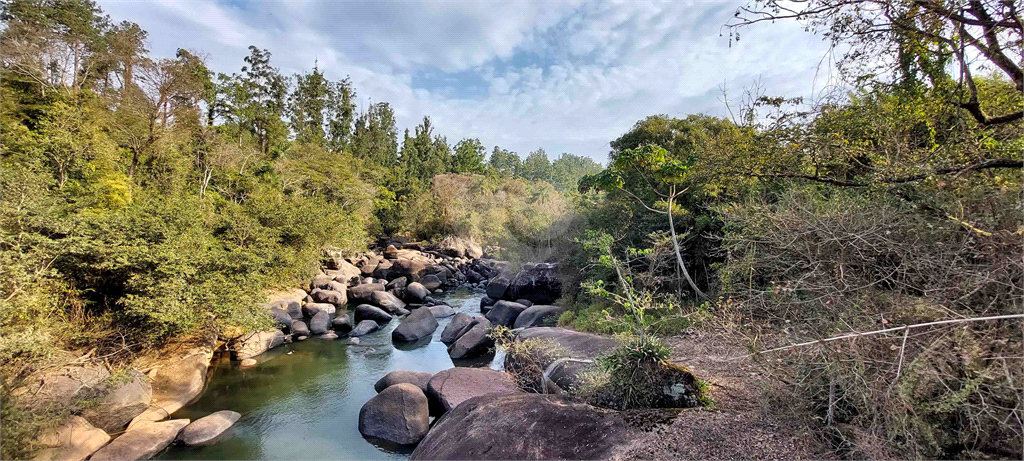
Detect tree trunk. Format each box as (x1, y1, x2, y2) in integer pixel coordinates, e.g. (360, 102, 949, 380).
(667, 187, 708, 301)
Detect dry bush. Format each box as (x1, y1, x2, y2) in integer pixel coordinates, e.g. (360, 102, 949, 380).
(718, 187, 1023, 459)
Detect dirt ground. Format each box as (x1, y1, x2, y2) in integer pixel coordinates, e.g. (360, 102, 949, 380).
(617, 329, 834, 460)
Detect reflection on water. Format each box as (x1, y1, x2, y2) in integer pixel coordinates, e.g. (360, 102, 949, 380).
(157, 287, 496, 460)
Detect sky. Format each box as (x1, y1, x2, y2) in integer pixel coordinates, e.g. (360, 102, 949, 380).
(97, 0, 841, 164)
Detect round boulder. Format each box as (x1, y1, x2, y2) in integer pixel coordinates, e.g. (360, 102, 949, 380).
(484, 300, 528, 328)
(513, 305, 567, 329)
(358, 383, 430, 445)
(404, 282, 429, 302)
(428, 304, 456, 318)
(374, 370, 433, 393)
(440, 313, 475, 343)
(354, 304, 393, 324)
(309, 311, 331, 335)
(392, 307, 439, 342)
(176, 410, 241, 446)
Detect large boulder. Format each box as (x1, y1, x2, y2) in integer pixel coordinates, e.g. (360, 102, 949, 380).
(332, 313, 353, 333)
(358, 383, 430, 445)
(310, 273, 333, 291)
(513, 305, 567, 329)
(484, 300, 528, 328)
(266, 306, 292, 329)
(439, 313, 475, 343)
(392, 308, 439, 342)
(485, 277, 510, 300)
(290, 320, 310, 337)
(284, 301, 303, 320)
(302, 302, 335, 317)
(311, 288, 347, 306)
(420, 274, 442, 291)
(392, 259, 427, 278)
(507, 328, 616, 392)
(425, 367, 521, 413)
(309, 311, 331, 335)
(327, 255, 362, 285)
(373, 370, 433, 393)
(90, 419, 190, 461)
(81, 371, 152, 433)
(32, 416, 109, 461)
(479, 296, 498, 313)
(447, 319, 494, 359)
(506, 263, 561, 304)
(348, 283, 385, 303)
(231, 330, 285, 361)
(410, 394, 633, 460)
(350, 320, 380, 337)
(354, 304, 393, 324)
(372, 259, 394, 280)
(370, 290, 407, 314)
(428, 304, 456, 318)
(19, 364, 110, 407)
(404, 282, 429, 303)
(437, 235, 483, 259)
(176, 410, 241, 446)
(129, 347, 212, 429)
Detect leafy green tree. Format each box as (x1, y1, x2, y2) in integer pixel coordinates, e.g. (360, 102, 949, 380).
(351, 101, 398, 167)
(230, 46, 287, 155)
(550, 153, 602, 191)
(451, 138, 486, 174)
(326, 77, 356, 152)
(288, 65, 330, 145)
(488, 146, 520, 177)
(581, 144, 708, 300)
(520, 148, 551, 181)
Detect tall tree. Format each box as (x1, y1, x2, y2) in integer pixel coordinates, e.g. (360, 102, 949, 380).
(325, 77, 356, 152)
(352, 101, 398, 167)
(488, 146, 521, 177)
(289, 65, 330, 145)
(230, 46, 287, 155)
(521, 148, 552, 181)
(451, 138, 486, 174)
(550, 153, 603, 191)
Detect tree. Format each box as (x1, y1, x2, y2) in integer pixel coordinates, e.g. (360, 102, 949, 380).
(488, 146, 521, 177)
(727, 0, 1023, 126)
(229, 46, 287, 155)
(549, 153, 603, 191)
(521, 148, 551, 181)
(352, 101, 398, 167)
(288, 65, 330, 146)
(451, 138, 486, 174)
(325, 77, 356, 152)
(580, 145, 708, 300)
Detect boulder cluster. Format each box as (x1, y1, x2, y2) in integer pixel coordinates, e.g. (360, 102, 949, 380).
(21, 347, 239, 461)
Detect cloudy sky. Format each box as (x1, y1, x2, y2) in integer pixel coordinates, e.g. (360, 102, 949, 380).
(98, 0, 839, 163)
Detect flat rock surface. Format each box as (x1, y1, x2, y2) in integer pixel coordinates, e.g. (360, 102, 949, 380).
(426, 367, 521, 413)
(32, 416, 109, 461)
(90, 419, 190, 461)
(411, 393, 633, 460)
(129, 347, 212, 428)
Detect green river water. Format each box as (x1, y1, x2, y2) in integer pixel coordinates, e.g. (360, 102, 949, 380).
(156, 287, 498, 460)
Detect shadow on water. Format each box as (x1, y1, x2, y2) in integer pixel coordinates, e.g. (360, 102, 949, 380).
(157, 286, 496, 461)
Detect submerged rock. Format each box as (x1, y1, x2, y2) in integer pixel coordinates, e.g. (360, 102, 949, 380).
(350, 320, 380, 337)
(176, 410, 241, 446)
(358, 383, 430, 445)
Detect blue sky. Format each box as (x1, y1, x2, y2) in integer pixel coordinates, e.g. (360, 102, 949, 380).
(98, 0, 840, 163)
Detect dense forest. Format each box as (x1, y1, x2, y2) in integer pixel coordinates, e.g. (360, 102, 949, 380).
(1, 0, 1021, 459)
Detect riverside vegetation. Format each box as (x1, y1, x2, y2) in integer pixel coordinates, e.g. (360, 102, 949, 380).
(2, 0, 1022, 460)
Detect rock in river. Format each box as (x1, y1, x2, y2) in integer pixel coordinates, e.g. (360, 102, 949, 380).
(428, 304, 456, 318)
(370, 290, 407, 314)
(439, 313, 475, 343)
(354, 304, 393, 324)
(176, 410, 241, 446)
(410, 393, 633, 460)
(373, 370, 433, 393)
(392, 307, 439, 342)
(425, 367, 520, 413)
(404, 282, 430, 302)
(350, 320, 380, 337)
(484, 300, 528, 327)
(358, 383, 430, 445)
(309, 310, 331, 335)
(290, 320, 310, 337)
(90, 419, 190, 461)
(447, 318, 493, 359)
(231, 330, 285, 361)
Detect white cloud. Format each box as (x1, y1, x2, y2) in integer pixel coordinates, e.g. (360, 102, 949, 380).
(97, 0, 837, 163)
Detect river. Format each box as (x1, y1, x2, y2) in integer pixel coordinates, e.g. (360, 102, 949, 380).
(157, 287, 499, 460)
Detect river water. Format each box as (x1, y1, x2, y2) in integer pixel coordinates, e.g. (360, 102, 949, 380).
(157, 287, 498, 460)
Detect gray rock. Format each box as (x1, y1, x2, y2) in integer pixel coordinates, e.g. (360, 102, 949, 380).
(21, 364, 110, 406)
(370, 290, 407, 314)
(81, 370, 152, 433)
(285, 301, 303, 319)
(348, 283, 386, 303)
(386, 276, 408, 292)
(425, 367, 520, 413)
(310, 273, 333, 291)
(290, 320, 310, 337)
(507, 327, 617, 392)
(485, 277, 510, 300)
(311, 289, 347, 306)
(266, 306, 292, 329)
(513, 305, 567, 329)
(350, 320, 380, 337)
(128, 347, 212, 428)
(392, 259, 427, 278)
(176, 410, 241, 446)
(428, 304, 456, 318)
(332, 313, 353, 333)
(507, 263, 561, 304)
(440, 313, 475, 343)
(484, 300, 528, 327)
(514, 299, 534, 307)
(90, 419, 190, 461)
(479, 296, 497, 313)
(410, 394, 632, 460)
(231, 330, 285, 361)
(392, 308, 439, 342)
(302, 302, 336, 317)
(358, 383, 430, 445)
(354, 304, 393, 324)
(309, 311, 331, 335)
(447, 319, 494, 359)
(32, 416, 109, 461)
(373, 370, 433, 393)
(404, 282, 429, 302)
(421, 274, 442, 291)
